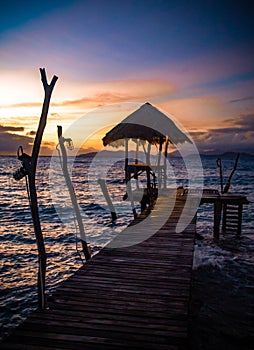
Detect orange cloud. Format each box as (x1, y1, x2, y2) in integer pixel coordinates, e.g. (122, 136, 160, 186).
(54, 79, 177, 108)
(159, 96, 234, 131)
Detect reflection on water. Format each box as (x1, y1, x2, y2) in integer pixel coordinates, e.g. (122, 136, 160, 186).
(0, 154, 253, 345)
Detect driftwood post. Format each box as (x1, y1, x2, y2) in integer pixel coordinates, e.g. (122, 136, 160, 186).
(57, 126, 91, 261)
(217, 158, 224, 194)
(13, 68, 58, 309)
(29, 69, 58, 309)
(98, 178, 117, 222)
(223, 153, 240, 193)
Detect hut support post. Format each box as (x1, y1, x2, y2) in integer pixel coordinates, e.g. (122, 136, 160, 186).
(157, 137, 163, 189)
(125, 138, 137, 218)
(135, 140, 139, 189)
(141, 141, 150, 165)
(125, 138, 129, 183)
(147, 142, 151, 166)
(57, 126, 91, 261)
(29, 69, 58, 309)
(164, 139, 169, 189)
(135, 139, 139, 164)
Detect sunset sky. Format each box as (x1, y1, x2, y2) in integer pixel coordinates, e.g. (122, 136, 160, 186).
(0, 0, 254, 155)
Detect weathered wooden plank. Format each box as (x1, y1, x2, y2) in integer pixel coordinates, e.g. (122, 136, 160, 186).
(1, 197, 195, 349)
(28, 309, 188, 326)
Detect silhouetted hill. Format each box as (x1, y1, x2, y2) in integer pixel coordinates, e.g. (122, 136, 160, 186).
(77, 150, 254, 159)
(220, 151, 254, 158)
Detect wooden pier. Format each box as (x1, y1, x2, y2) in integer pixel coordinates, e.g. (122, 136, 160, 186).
(2, 194, 197, 349)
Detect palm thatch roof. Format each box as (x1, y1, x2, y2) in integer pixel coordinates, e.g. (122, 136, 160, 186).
(102, 102, 191, 147)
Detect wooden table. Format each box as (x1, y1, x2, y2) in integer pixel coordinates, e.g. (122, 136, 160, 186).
(200, 192, 249, 239)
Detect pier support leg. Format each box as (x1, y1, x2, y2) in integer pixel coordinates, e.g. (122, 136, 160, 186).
(98, 178, 117, 221)
(214, 201, 222, 239)
(237, 204, 243, 236)
(222, 204, 227, 232)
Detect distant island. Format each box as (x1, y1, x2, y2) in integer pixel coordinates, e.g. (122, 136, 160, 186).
(77, 150, 254, 159)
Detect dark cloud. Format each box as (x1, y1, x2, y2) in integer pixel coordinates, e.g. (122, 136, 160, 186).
(230, 96, 254, 103)
(0, 132, 33, 155)
(223, 114, 254, 132)
(26, 130, 36, 136)
(190, 114, 254, 154)
(0, 124, 54, 155)
(0, 125, 24, 133)
(235, 114, 254, 130)
(208, 127, 243, 134)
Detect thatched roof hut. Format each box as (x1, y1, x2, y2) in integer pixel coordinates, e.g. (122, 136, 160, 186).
(102, 103, 192, 206)
(102, 102, 191, 147)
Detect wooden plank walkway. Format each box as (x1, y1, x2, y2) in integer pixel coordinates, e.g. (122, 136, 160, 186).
(1, 194, 197, 350)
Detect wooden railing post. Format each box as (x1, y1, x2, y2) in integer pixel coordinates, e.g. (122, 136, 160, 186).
(57, 126, 91, 261)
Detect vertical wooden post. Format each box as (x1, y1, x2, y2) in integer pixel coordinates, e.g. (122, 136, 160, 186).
(127, 180, 137, 219)
(223, 153, 240, 194)
(124, 138, 136, 218)
(164, 139, 169, 189)
(237, 204, 243, 236)
(141, 141, 150, 165)
(222, 204, 227, 232)
(135, 140, 139, 164)
(29, 68, 58, 309)
(146, 167, 151, 189)
(57, 126, 91, 261)
(125, 138, 129, 183)
(214, 200, 222, 239)
(135, 140, 139, 189)
(157, 137, 163, 189)
(98, 178, 117, 221)
(147, 142, 151, 166)
(217, 158, 223, 194)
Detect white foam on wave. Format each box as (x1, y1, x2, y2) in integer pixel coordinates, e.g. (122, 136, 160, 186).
(193, 242, 234, 270)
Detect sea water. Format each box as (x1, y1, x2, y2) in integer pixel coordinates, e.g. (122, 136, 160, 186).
(0, 154, 253, 348)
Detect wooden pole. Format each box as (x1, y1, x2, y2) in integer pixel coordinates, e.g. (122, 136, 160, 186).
(147, 142, 151, 166)
(237, 204, 243, 236)
(98, 178, 117, 221)
(135, 140, 139, 164)
(222, 203, 227, 232)
(217, 158, 223, 194)
(157, 137, 163, 189)
(164, 138, 169, 189)
(135, 140, 139, 189)
(141, 141, 148, 164)
(28, 68, 58, 309)
(57, 126, 91, 261)
(223, 153, 240, 194)
(214, 200, 222, 239)
(124, 138, 137, 218)
(125, 138, 129, 183)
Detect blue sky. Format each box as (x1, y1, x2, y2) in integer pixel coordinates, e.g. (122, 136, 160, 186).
(0, 0, 254, 154)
